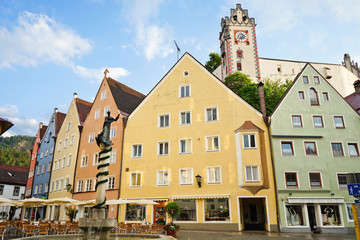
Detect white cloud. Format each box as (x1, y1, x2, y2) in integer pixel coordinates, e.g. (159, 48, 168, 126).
(72, 65, 130, 82)
(0, 104, 38, 136)
(0, 11, 93, 69)
(122, 0, 173, 61)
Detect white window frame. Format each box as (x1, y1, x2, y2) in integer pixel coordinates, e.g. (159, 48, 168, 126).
(179, 84, 191, 98)
(93, 153, 99, 165)
(131, 144, 143, 158)
(205, 106, 218, 122)
(206, 135, 220, 152)
(58, 141, 62, 151)
(89, 133, 95, 143)
(304, 141, 318, 157)
(109, 150, 116, 163)
(76, 180, 83, 192)
(322, 92, 330, 101)
(179, 110, 191, 125)
(207, 166, 222, 184)
(95, 109, 100, 119)
(245, 165, 260, 182)
(130, 172, 141, 188)
(333, 115, 345, 128)
(336, 173, 348, 190)
(243, 134, 256, 149)
(284, 171, 299, 188)
(291, 114, 303, 128)
(62, 157, 66, 168)
(81, 155, 88, 167)
(104, 105, 110, 116)
(158, 114, 170, 128)
(312, 115, 325, 128)
(345, 203, 354, 222)
(308, 171, 323, 188)
(331, 142, 345, 157)
(101, 90, 107, 100)
(67, 154, 72, 166)
(85, 179, 92, 192)
(179, 138, 192, 154)
(156, 169, 170, 186)
(70, 134, 75, 146)
(108, 176, 115, 189)
(53, 160, 57, 172)
(57, 158, 61, 170)
(158, 141, 170, 156)
(64, 138, 68, 149)
(347, 142, 360, 157)
(110, 127, 116, 138)
(66, 122, 71, 132)
(179, 168, 193, 185)
(298, 91, 305, 100)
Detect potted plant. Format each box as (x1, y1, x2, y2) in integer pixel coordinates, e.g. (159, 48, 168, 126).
(164, 202, 180, 237)
(65, 205, 78, 223)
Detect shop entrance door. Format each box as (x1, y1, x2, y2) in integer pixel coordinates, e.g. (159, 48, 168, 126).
(307, 204, 318, 231)
(240, 198, 266, 230)
(153, 202, 166, 225)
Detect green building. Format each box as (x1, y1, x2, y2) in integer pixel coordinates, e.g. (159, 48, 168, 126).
(270, 63, 360, 233)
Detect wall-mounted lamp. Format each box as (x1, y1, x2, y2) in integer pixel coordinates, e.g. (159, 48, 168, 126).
(331, 193, 335, 196)
(66, 183, 73, 194)
(289, 193, 293, 196)
(195, 175, 202, 188)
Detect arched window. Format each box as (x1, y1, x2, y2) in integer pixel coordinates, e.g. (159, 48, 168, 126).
(309, 88, 319, 106)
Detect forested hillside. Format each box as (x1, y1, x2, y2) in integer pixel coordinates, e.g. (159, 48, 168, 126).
(0, 135, 35, 167)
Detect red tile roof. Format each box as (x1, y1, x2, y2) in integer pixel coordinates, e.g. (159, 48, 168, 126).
(345, 92, 360, 114)
(55, 112, 66, 135)
(75, 98, 92, 125)
(39, 124, 48, 141)
(0, 163, 28, 185)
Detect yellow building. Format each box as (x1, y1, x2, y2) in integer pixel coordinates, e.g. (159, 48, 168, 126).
(120, 53, 278, 231)
(47, 93, 92, 220)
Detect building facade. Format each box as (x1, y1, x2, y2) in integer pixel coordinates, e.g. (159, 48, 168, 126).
(270, 63, 360, 233)
(73, 75, 145, 219)
(120, 53, 278, 232)
(47, 93, 92, 221)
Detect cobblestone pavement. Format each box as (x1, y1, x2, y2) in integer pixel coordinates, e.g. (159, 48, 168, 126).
(176, 230, 357, 240)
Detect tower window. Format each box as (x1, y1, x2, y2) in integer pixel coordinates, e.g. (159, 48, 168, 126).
(237, 63, 242, 71)
(237, 51, 243, 58)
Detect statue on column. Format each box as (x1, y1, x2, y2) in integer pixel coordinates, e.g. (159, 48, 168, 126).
(96, 111, 120, 147)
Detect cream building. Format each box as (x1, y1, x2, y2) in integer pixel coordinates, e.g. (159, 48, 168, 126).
(47, 93, 92, 220)
(119, 53, 278, 232)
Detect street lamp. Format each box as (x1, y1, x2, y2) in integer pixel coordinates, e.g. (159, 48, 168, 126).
(195, 175, 202, 188)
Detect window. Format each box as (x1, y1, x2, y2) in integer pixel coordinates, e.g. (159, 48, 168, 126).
(37, 166, 41, 175)
(13, 186, 20, 196)
(89, 133, 95, 143)
(285, 205, 305, 226)
(81, 155, 88, 167)
(346, 203, 354, 221)
(57, 159, 61, 170)
(101, 90, 106, 100)
(331, 143, 344, 157)
(313, 115, 324, 128)
(183, 70, 189, 76)
(110, 127, 116, 138)
(65, 177, 70, 190)
(320, 205, 342, 226)
(322, 92, 329, 101)
(62, 157, 66, 168)
(40, 151, 43, 158)
(109, 150, 116, 163)
(180, 111, 191, 125)
(348, 143, 360, 157)
(130, 173, 141, 187)
(179, 168, 193, 185)
(333, 116, 345, 128)
(303, 76, 309, 84)
(206, 107, 218, 122)
(93, 178, 97, 191)
(67, 154, 72, 166)
(207, 166, 221, 184)
(205, 199, 230, 222)
(309, 172, 322, 188)
(125, 204, 145, 221)
(179, 139, 192, 154)
(64, 138, 68, 149)
(59, 178, 63, 190)
(44, 182, 49, 192)
(245, 166, 260, 182)
(206, 136, 220, 152)
(70, 135, 75, 146)
(285, 172, 298, 188)
(85, 179, 92, 192)
(237, 50, 242, 58)
(309, 88, 319, 105)
(291, 115, 303, 128)
(132, 144, 142, 158)
(58, 141, 62, 151)
(0, 185, 3, 195)
(93, 153, 99, 165)
(281, 141, 294, 156)
(50, 146, 53, 154)
(39, 183, 43, 194)
(180, 85, 190, 98)
(50, 181, 54, 192)
(104, 105, 110, 116)
(77, 180, 83, 192)
(34, 185, 38, 195)
(157, 170, 169, 186)
(174, 199, 196, 221)
(95, 109, 100, 119)
(66, 122, 71, 132)
(337, 174, 347, 189)
(158, 141, 169, 156)
(41, 164, 46, 174)
(243, 134, 256, 148)
(313, 76, 320, 84)
(237, 63, 242, 71)
(47, 162, 51, 172)
(298, 91, 305, 100)
(158, 114, 169, 128)
(45, 149, 48, 156)
(304, 141, 317, 156)
(53, 160, 57, 172)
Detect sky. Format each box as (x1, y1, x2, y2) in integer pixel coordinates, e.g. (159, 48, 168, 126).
(1, 0, 360, 137)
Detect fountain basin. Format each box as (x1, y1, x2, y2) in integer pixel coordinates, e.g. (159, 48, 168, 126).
(12, 233, 173, 240)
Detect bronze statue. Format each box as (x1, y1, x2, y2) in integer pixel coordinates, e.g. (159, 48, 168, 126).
(96, 111, 120, 147)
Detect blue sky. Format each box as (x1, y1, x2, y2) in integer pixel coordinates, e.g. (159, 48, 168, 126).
(1, 0, 359, 136)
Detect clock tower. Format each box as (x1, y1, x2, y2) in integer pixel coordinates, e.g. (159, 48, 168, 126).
(219, 4, 261, 82)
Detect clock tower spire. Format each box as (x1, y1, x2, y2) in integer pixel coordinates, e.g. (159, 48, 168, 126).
(219, 4, 261, 82)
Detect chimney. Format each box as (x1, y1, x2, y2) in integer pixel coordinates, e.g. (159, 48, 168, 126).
(39, 122, 43, 129)
(73, 93, 78, 99)
(354, 80, 360, 94)
(54, 108, 58, 113)
(258, 82, 268, 124)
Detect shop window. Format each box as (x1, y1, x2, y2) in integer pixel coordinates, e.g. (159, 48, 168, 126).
(204, 199, 230, 222)
(321, 205, 342, 226)
(125, 204, 145, 221)
(174, 199, 197, 221)
(285, 205, 305, 226)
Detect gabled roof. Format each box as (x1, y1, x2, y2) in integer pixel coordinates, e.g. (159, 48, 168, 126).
(75, 98, 92, 125)
(235, 120, 264, 132)
(55, 112, 66, 135)
(0, 163, 28, 185)
(0, 117, 13, 136)
(345, 82, 360, 114)
(39, 124, 48, 141)
(107, 77, 146, 114)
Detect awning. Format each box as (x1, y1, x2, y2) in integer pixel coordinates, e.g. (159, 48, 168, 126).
(172, 194, 230, 200)
(288, 197, 344, 204)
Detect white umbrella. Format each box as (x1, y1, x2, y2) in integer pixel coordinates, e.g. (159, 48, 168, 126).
(72, 199, 96, 206)
(131, 199, 159, 205)
(105, 199, 133, 205)
(19, 197, 47, 206)
(46, 197, 81, 205)
(0, 196, 13, 204)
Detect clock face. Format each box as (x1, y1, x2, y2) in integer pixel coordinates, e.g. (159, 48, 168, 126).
(235, 31, 248, 42)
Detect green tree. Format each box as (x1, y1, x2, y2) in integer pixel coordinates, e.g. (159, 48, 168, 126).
(224, 73, 292, 116)
(164, 201, 180, 224)
(205, 52, 221, 72)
